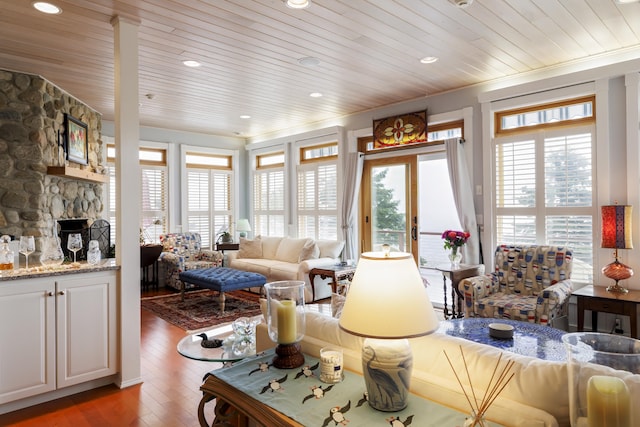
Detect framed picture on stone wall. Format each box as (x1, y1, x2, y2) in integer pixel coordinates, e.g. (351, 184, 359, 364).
(65, 113, 88, 165)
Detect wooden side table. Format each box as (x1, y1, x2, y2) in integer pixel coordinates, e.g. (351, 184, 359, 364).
(308, 264, 356, 300)
(573, 285, 640, 339)
(435, 263, 484, 319)
(215, 243, 240, 266)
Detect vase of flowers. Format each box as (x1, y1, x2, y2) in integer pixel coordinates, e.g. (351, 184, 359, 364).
(442, 230, 470, 267)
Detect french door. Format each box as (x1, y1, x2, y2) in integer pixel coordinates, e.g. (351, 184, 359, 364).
(361, 156, 418, 262)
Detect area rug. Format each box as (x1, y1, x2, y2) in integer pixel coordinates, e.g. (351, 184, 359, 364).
(141, 289, 262, 332)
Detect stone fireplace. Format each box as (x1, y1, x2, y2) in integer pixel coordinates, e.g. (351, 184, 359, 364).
(0, 69, 106, 259)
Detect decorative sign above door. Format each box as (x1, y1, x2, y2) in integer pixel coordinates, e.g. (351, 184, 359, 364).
(372, 109, 427, 150)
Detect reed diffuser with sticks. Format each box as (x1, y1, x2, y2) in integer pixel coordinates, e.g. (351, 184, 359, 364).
(444, 346, 515, 427)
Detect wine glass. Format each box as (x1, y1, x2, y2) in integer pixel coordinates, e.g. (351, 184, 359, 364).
(67, 233, 83, 264)
(19, 236, 35, 270)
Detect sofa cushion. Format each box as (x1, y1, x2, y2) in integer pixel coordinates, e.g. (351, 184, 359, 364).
(229, 258, 271, 278)
(316, 239, 345, 259)
(237, 236, 262, 259)
(268, 260, 300, 281)
(298, 239, 319, 262)
(259, 236, 283, 260)
(275, 237, 312, 263)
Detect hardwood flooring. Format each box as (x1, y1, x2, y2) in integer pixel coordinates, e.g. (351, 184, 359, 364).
(0, 288, 219, 427)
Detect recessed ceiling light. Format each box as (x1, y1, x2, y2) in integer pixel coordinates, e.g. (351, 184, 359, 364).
(286, 0, 310, 9)
(309, 92, 323, 98)
(420, 56, 439, 64)
(33, 2, 62, 14)
(298, 57, 320, 67)
(182, 60, 201, 67)
(616, 0, 640, 3)
(240, 115, 251, 119)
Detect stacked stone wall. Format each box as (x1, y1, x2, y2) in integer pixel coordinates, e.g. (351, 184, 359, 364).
(0, 69, 104, 250)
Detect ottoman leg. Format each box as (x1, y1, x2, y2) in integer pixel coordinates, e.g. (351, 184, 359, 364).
(219, 291, 226, 313)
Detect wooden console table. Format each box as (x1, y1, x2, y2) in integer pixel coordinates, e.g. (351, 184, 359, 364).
(574, 285, 640, 339)
(198, 350, 503, 427)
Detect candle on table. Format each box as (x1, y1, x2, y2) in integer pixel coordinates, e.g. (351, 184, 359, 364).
(277, 299, 297, 344)
(587, 375, 630, 427)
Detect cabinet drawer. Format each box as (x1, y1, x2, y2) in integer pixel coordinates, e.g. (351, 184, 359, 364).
(583, 298, 624, 313)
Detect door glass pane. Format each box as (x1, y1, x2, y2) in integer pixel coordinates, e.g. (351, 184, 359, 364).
(419, 157, 461, 267)
(370, 165, 407, 251)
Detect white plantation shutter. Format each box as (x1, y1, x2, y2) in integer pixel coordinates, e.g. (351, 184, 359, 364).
(186, 168, 232, 249)
(297, 162, 338, 240)
(253, 168, 285, 236)
(108, 165, 116, 244)
(140, 166, 167, 242)
(494, 125, 594, 282)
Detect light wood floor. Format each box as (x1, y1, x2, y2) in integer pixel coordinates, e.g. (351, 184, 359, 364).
(0, 288, 220, 427)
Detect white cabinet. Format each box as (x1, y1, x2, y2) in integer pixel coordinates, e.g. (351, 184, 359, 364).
(0, 270, 117, 405)
(0, 277, 56, 404)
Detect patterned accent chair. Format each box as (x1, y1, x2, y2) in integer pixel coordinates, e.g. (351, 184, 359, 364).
(158, 232, 223, 292)
(459, 245, 573, 326)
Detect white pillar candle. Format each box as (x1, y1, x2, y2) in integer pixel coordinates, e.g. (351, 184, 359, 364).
(277, 299, 297, 344)
(587, 375, 630, 427)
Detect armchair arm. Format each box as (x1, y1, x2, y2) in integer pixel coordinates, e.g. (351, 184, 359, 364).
(537, 279, 573, 315)
(196, 249, 223, 265)
(458, 274, 499, 317)
(159, 252, 185, 271)
(299, 258, 339, 274)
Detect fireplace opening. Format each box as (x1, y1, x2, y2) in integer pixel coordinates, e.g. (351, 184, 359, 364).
(57, 219, 89, 261)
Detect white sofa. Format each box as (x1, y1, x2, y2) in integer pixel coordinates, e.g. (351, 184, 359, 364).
(256, 310, 569, 427)
(226, 236, 344, 302)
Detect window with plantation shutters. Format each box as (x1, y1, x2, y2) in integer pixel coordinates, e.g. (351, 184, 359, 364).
(297, 147, 338, 240)
(106, 142, 168, 245)
(185, 151, 233, 249)
(253, 165, 285, 237)
(493, 97, 595, 282)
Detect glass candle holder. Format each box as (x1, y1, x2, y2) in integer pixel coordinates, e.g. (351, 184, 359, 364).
(265, 280, 306, 369)
(563, 332, 640, 427)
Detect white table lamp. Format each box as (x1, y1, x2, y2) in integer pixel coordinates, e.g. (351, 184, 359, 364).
(236, 219, 251, 238)
(339, 249, 439, 411)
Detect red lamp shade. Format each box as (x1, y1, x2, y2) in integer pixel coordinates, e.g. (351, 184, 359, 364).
(601, 205, 633, 249)
(601, 205, 634, 293)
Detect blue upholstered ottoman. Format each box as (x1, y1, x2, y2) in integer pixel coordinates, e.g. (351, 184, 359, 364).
(178, 267, 266, 311)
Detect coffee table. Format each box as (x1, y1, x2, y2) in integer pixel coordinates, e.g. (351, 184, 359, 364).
(437, 318, 567, 361)
(177, 318, 260, 363)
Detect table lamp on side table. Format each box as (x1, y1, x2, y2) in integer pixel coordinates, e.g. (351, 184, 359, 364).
(601, 204, 634, 294)
(236, 219, 251, 238)
(339, 247, 439, 412)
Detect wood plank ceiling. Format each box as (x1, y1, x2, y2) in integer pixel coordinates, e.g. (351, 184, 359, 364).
(1, 0, 639, 139)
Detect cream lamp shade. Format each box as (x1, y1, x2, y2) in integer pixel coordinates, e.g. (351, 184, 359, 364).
(339, 251, 439, 339)
(338, 251, 439, 412)
(236, 219, 251, 238)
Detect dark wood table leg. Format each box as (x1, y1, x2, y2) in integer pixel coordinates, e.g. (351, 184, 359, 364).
(442, 274, 450, 319)
(577, 296, 585, 332)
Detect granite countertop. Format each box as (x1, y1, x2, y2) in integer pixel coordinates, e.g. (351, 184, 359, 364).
(0, 259, 120, 281)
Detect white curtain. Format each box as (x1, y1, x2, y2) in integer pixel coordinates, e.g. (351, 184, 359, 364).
(341, 152, 364, 261)
(445, 138, 480, 264)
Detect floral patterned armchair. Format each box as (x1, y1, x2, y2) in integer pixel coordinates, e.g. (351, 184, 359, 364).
(459, 245, 573, 326)
(158, 232, 223, 292)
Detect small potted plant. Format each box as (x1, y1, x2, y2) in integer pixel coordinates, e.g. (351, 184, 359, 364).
(216, 229, 233, 244)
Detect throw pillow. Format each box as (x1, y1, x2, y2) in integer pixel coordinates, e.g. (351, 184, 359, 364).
(316, 240, 345, 259)
(275, 237, 312, 263)
(237, 236, 262, 259)
(258, 235, 283, 260)
(298, 240, 319, 262)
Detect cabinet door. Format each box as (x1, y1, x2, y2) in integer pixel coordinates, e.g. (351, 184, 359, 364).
(0, 278, 56, 404)
(56, 272, 117, 388)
